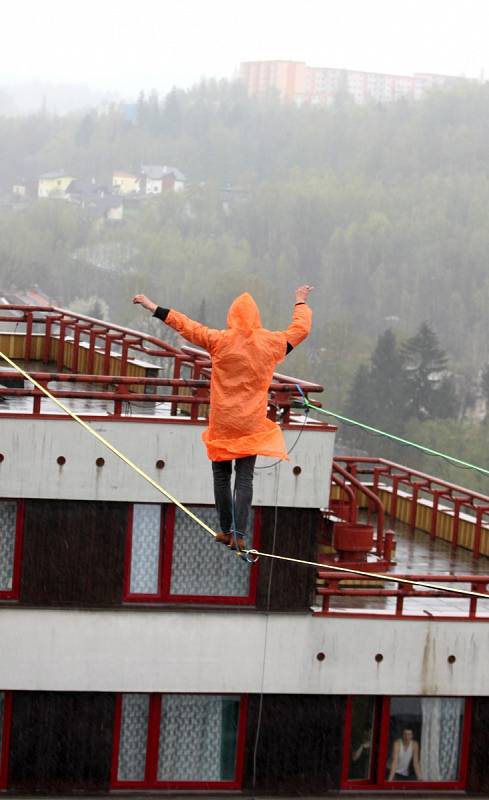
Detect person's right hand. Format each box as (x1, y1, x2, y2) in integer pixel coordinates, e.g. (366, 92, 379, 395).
(133, 294, 157, 313)
(295, 285, 314, 303)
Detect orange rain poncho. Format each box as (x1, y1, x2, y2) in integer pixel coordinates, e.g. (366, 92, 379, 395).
(164, 293, 312, 461)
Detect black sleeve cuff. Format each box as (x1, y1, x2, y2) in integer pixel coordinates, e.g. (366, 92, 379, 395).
(153, 306, 170, 322)
(295, 301, 305, 305)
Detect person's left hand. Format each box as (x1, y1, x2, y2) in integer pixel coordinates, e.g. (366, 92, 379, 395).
(295, 285, 314, 303)
(133, 294, 157, 313)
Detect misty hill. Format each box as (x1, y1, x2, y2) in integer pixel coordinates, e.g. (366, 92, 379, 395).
(0, 82, 118, 116)
(1, 79, 489, 416)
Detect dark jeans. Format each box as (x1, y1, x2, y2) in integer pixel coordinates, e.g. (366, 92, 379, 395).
(211, 456, 257, 535)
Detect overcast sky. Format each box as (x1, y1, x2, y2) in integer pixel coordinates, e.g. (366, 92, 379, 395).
(2, 0, 489, 97)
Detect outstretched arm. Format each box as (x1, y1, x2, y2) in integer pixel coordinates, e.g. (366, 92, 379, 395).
(285, 285, 314, 351)
(133, 294, 220, 352)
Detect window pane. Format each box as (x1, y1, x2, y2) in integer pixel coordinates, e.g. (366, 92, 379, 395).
(170, 508, 251, 597)
(348, 696, 375, 780)
(117, 693, 150, 781)
(387, 697, 422, 782)
(0, 502, 17, 591)
(420, 698, 464, 781)
(157, 694, 240, 782)
(129, 505, 161, 594)
(387, 697, 464, 782)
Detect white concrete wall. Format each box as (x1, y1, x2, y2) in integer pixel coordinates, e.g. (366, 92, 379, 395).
(0, 418, 333, 508)
(145, 178, 162, 194)
(0, 609, 487, 695)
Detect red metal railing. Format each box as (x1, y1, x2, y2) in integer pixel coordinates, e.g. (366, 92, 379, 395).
(334, 457, 489, 559)
(318, 457, 489, 618)
(0, 305, 325, 421)
(316, 571, 489, 619)
(332, 460, 385, 556)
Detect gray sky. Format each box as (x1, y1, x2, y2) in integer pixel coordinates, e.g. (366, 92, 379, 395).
(2, 0, 489, 97)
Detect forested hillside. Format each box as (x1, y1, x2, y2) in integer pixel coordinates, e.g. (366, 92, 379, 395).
(2, 79, 489, 488)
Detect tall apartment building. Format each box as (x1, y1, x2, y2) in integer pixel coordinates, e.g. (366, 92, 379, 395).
(240, 60, 464, 105)
(239, 60, 306, 101)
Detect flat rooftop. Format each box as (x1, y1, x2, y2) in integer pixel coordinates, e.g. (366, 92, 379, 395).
(320, 518, 489, 618)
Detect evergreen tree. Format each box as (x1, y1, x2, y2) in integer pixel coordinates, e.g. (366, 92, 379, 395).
(344, 363, 376, 451)
(162, 88, 182, 137)
(75, 113, 94, 147)
(401, 322, 457, 420)
(344, 329, 407, 453)
(369, 328, 406, 432)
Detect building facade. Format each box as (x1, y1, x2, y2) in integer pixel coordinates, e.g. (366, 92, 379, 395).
(38, 171, 76, 199)
(112, 171, 142, 195)
(240, 60, 466, 105)
(0, 304, 489, 794)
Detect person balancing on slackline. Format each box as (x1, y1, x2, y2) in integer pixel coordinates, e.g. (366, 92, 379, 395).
(133, 285, 313, 550)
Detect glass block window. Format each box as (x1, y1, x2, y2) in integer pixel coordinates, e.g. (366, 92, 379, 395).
(113, 693, 243, 788)
(0, 501, 18, 594)
(125, 504, 257, 604)
(129, 505, 162, 595)
(157, 694, 239, 781)
(170, 507, 251, 597)
(0, 691, 4, 764)
(117, 693, 150, 782)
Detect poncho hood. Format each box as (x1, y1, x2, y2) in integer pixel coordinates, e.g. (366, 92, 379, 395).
(226, 292, 262, 331)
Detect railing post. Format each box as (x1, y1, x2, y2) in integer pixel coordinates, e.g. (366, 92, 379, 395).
(373, 467, 381, 496)
(390, 475, 401, 519)
(171, 356, 182, 416)
(473, 507, 487, 559)
(43, 316, 52, 364)
(33, 385, 43, 415)
(87, 328, 98, 374)
(452, 498, 465, 549)
(114, 382, 125, 418)
(120, 340, 129, 377)
(430, 491, 442, 540)
(72, 324, 81, 372)
(24, 311, 33, 363)
(395, 586, 404, 617)
(56, 319, 67, 371)
(409, 483, 420, 529)
(103, 332, 112, 375)
(469, 582, 479, 619)
(384, 529, 395, 563)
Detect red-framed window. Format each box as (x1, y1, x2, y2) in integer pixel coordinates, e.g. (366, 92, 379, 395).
(341, 695, 472, 790)
(123, 504, 260, 605)
(111, 693, 247, 789)
(0, 691, 13, 789)
(0, 500, 24, 600)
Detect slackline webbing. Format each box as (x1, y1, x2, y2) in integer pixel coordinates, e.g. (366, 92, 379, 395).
(300, 392, 489, 478)
(2, 349, 489, 602)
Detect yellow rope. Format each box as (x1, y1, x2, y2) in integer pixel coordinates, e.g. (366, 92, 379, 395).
(0, 351, 216, 539)
(2, 349, 489, 603)
(247, 549, 489, 600)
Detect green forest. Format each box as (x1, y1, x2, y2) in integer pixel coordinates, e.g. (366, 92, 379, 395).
(1, 79, 489, 489)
